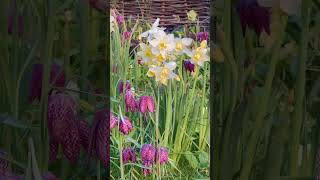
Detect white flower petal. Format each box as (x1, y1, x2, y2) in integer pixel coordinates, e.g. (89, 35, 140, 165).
(182, 38, 193, 46)
(165, 62, 177, 70)
(153, 18, 160, 28)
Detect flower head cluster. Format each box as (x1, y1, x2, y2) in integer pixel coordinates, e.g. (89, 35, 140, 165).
(140, 144, 169, 176)
(137, 18, 209, 85)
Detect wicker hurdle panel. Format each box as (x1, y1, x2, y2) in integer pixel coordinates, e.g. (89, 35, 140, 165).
(112, 0, 210, 29)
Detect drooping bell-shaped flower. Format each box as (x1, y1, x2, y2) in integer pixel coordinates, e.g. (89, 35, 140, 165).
(141, 144, 156, 164)
(157, 147, 169, 165)
(142, 161, 153, 176)
(118, 80, 131, 94)
(125, 90, 137, 112)
(7, 0, 23, 36)
(123, 31, 131, 41)
(196, 32, 209, 42)
(89, 108, 110, 168)
(122, 147, 136, 164)
(119, 116, 133, 135)
(110, 112, 118, 129)
(184, 60, 195, 73)
(28, 63, 66, 103)
(116, 15, 125, 24)
(47, 93, 80, 164)
(236, 0, 270, 35)
(139, 96, 155, 114)
(77, 118, 90, 152)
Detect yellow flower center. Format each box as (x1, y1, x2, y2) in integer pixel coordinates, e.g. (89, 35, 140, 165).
(160, 68, 170, 80)
(175, 42, 183, 52)
(193, 53, 202, 62)
(145, 48, 153, 58)
(147, 70, 155, 77)
(156, 54, 166, 63)
(159, 40, 168, 50)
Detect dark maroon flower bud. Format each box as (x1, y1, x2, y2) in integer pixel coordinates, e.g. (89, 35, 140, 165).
(184, 60, 195, 73)
(157, 147, 169, 165)
(0, 150, 8, 175)
(28, 63, 66, 103)
(42, 172, 58, 180)
(125, 90, 136, 112)
(196, 32, 209, 42)
(89, 0, 107, 13)
(141, 144, 156, 164)
(122, 147, 136, 164)
(123, 31, 131, 40)
(236, 0, 270, 35)
(116, 15, 125, 24)
(118, 80, 131, 94)
(7, 0, 23, 36)
(138, 59, 143, 65)
(110, 112, 118, 129)
(119, 116, 133, 135)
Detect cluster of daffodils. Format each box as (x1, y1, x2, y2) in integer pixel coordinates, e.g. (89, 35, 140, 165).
(137, 18, 209, 86)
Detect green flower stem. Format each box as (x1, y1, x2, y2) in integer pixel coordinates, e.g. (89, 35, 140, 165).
(39, 0, 56, 171)
(290, 0, 311, 175)
(239, 16, 288, 180)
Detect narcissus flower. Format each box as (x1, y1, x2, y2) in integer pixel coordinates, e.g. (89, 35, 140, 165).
(122, 148, 136, 164)
(141, 18, 166, 41)
(137, 43, 155, 65)
(149, 30, 175, 57)
(157, 147, 169, 165)
(236, 0, 270, 35)
(174, 37, 193, 55)
(184, 60, 195, 73)
(125, 90, 137, 112)
(139, 96, 155, 114)
(147, 62, 178, 86)
(185, 41, 209, 67)
(187, 10, 198, 22)
(119, 116, 133, 135)
(141, 144, 156, 164)
(28, 63, 66, 103)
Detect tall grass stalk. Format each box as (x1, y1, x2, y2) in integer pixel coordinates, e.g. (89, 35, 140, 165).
(290, 0, 311, 175)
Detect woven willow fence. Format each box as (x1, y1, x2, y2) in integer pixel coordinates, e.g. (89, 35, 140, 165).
(111, 0, 210, 29)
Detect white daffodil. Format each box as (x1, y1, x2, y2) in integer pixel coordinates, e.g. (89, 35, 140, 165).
(137, 43, 154, 65)
(258, 0, 300, 16)
(149, 30, 175, 57)
(174, 37, 193, 55)
(141, 18, 166, 41)
(186, 40, 209, 67)
(110, 15, 115, 32)
(147, 62, 178, 86)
